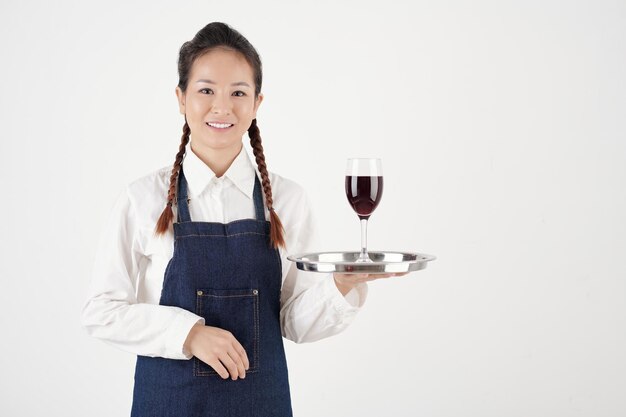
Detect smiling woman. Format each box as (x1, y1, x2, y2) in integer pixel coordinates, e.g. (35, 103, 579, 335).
(80, 21, 371, 417)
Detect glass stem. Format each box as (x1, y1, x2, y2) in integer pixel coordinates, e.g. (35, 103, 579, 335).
(359, 218, 370, 262)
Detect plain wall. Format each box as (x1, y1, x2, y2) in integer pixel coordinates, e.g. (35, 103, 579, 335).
(0, 0, 624, 416)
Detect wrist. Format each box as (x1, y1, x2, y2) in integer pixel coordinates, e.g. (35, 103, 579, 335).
(183, 322, 203, 355)
(333, 273, 356, 296)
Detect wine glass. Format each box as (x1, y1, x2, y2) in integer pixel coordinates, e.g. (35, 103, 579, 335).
(345, 158, 383, 263)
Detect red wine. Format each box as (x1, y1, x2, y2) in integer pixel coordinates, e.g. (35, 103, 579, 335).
(345, 176, 384, 219)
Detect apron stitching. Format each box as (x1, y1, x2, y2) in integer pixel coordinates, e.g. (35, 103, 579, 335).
(254, 289, 260, 370)
(175, 232, 268, 240)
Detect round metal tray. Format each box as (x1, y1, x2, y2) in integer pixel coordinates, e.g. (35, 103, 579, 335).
(287, 251, 436, 274)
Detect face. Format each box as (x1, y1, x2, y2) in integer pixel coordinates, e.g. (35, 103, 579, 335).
(175, 48, 263, 154)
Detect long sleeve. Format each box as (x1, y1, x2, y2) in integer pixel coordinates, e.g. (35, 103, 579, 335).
(279, 190, 368, 343)
(80, 186, 204, 360)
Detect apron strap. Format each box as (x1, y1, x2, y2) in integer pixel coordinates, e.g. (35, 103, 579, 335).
(252, 174, 266, 222)
(176, 164, 267, 223)
(176, 165, 192, 223)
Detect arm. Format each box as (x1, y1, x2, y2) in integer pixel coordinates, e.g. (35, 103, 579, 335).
(80, 186, 204, 360)
(279, 190, 368, 343)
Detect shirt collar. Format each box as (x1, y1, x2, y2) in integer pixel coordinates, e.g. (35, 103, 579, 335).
(182, 140, 257, 199)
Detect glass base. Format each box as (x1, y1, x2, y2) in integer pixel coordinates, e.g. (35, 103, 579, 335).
(355, 253, 374, 263)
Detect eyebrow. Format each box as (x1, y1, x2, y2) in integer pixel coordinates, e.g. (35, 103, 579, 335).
(195, 79, 251, 87)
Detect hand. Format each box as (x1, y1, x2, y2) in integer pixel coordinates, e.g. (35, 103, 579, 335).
(333, 272, 409, 295)
(183, 323, 249, 380)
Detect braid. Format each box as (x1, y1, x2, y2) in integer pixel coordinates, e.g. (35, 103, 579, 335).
(154, 121, 191, 236)
(248, 118, 286, 249)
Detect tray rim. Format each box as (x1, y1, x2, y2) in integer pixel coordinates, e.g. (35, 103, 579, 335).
(286, 250, 437, 265)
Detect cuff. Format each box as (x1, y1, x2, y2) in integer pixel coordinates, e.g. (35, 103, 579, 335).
(344, 282, 368, 307)
(325, 273, 368, 313)
(165, 310, 205, 360)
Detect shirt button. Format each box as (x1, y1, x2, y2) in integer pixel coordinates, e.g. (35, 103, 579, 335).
(211, 180, 223, 194)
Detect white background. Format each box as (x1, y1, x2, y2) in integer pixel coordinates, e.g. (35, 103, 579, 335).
(1, 0, 624, 416)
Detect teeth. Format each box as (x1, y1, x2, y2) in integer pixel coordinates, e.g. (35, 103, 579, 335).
(207, 122, 233, 129)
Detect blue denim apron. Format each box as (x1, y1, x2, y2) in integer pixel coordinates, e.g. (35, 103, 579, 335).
(130, 165, 293, 417)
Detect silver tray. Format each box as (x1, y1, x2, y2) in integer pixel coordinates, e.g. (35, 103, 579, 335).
(287, 251, 436, 274)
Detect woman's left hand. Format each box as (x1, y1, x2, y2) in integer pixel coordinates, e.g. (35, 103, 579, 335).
(333, 272, 409, 295)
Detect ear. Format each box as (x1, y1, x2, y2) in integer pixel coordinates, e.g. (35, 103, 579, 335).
(175, 86, 186, 115)
(252, 93, 264, 119)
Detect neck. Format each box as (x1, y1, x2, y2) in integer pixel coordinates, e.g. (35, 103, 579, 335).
(190, 139, 243, 178)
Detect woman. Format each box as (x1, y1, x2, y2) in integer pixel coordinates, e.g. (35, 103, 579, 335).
(81, 21, 404, 417)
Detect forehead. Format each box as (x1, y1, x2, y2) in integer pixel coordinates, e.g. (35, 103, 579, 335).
(190, 48, 254, 84)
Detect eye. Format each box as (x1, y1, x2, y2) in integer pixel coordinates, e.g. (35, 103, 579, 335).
(199, 88, 213, 94)
(233, 91, 246, 97)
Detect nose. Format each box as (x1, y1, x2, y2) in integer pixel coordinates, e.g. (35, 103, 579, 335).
(210, 92, 232, 115)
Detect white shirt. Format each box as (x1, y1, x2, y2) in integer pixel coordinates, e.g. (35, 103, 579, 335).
(80, 141, 368, 360)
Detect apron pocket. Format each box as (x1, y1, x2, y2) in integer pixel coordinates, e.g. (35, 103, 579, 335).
(193, 288, 260, 377)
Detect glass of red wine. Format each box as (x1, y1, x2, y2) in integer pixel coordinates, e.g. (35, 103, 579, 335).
(345, 158, 383, 263)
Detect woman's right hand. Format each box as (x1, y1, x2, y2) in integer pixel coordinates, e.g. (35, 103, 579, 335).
(183, 323, 249, 380)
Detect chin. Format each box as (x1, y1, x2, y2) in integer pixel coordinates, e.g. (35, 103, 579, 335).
(193, 136, 242, 152)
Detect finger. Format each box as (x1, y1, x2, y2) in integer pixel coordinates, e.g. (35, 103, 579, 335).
(232, 339, 250, 370)
(359, 273, 397, 281)
(207, 357, 230, 379)
(335, 273, 368, 284)
(377, 272, 405, 278)
(337, 272, 403, 283)
(358, 273, 391, 280)
(228, 349, 246, 379)
(220, 354, 240, 380)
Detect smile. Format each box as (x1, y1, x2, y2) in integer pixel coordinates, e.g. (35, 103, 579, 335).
(206, 122, 234, 129)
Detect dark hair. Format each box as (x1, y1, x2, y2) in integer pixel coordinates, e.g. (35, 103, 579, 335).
(154, 22, 285, 249)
